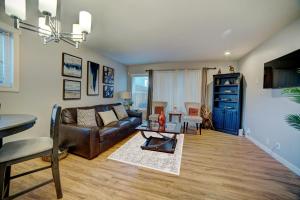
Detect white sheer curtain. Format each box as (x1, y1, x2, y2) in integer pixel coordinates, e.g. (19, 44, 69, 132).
(153, 70, 202, 114)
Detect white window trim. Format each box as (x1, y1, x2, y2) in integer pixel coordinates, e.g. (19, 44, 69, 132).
(0, 21, 20, 92)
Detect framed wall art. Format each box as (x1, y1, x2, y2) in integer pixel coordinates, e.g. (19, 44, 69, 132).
(62, 53, 82, 78)
(102, 66, 114, 84)
(87, 61, 99, 96)
(103, 85, 114, 98)
(63, 79, 81, 100)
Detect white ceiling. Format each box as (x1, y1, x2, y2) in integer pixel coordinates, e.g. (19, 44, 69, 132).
(8, 0, 300, 65)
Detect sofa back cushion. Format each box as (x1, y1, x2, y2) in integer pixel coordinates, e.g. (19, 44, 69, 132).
(77, 109, 98, 127)
(98, 110, 118, 126)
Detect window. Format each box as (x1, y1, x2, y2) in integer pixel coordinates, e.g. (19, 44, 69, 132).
(131, 75, 148, 110)
(0, 30, 14, 88)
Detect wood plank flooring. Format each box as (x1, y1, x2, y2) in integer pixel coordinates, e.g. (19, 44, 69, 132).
(8, 130, 300, 200)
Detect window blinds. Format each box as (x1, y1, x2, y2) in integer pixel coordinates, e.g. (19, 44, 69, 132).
(0, 30, 14, 87)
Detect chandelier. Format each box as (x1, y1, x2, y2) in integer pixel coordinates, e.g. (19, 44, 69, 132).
(4, 0, 92, 48)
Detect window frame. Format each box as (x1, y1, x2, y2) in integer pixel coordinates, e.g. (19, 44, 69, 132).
(0, 21, 20, 92)
(130, 73, 149, 111)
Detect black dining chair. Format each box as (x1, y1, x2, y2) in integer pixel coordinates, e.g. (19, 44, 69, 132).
(0, 105, 63, 199)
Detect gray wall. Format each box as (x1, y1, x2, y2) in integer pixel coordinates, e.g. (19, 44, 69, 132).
(239, 18, 300, 170)
(0, 23, 127, 142)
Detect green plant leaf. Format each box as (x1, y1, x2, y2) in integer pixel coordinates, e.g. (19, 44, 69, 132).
(282, 87, 300, 104)
(285, 114, 300, 131)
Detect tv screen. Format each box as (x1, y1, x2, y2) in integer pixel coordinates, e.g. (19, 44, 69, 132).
(263, 49, 300, 89)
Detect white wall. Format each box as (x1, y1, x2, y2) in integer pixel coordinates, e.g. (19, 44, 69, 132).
(239, 18, 300, 173)
(0, 24, 127, 142)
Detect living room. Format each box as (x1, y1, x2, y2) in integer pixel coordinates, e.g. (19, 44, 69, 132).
(0, 0, 300, 199)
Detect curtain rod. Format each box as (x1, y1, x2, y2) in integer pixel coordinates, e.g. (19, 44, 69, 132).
(145, 67, 216, 72)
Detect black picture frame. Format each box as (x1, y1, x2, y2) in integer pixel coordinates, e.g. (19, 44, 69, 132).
(87, 61, 100, 96)
(62, 53, 82, 78)
(103, 85, 114, 98)
(102, 66, 114, 84)
(63, 79, 81, 100)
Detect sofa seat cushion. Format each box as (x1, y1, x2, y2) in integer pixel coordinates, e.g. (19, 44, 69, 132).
(121, 117, 141, 128)
(99, 127, 119, 142)
(106, 121, 131, 130)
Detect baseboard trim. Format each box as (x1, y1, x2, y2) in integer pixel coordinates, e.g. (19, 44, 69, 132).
(246, 135, 300, 176)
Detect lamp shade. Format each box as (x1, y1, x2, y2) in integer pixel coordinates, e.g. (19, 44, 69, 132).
(79, 11, 92, 33)
(5, 0, 26, 20)
(38, 17, 51, 36)
(120, 91, 131, 99)
(72, 24, 83, 42)
(39, 0, 57, 17)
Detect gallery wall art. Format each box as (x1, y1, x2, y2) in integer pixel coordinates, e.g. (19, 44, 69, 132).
(103, 66, 114, 84)
(103, 85, 114, 98)
(62, 53, 82, 78)
(87, 61, 99, 96)
(63, 79, 81, 100)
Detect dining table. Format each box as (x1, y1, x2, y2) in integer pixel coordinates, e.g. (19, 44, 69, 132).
(0, 114, 37, 197)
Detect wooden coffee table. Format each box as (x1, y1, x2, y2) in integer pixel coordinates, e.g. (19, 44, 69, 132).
(136, 121, 181, 154)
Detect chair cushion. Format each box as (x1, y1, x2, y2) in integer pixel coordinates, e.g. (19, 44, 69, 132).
(77, 108, 98, 127)
(154, 106, 164, 114)
(149, 114, 159, 121)
(188, 108, 199, 116)
(98, 110, 118, 126)
(0, 137, 53, 163)
(183, 115, 203, 123)
(113, 105, 128, 120)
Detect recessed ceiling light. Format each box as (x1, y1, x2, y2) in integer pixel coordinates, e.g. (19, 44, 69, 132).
(224, 51, 231, 56)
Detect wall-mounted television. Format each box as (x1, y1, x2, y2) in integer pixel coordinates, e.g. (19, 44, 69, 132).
(263, 49, 300, 89)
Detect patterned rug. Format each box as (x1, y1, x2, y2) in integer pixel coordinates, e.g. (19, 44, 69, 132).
(108, 132, 184, 175)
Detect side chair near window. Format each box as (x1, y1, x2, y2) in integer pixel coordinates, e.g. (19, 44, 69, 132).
(0, 105, 63, 200)
(148, 101, 168, 122)
(183, 102, 203, 134)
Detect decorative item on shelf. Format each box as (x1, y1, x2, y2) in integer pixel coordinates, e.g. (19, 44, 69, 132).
(173, 106, 178, 112)
(87, 61, 99, 96)
(224, 90, 232, 93)
(228, 65, 235, 73)
(4, 0, 92, 48)
(235, 78, 240, 84)
(120, 91, 133, 110)
(224, 80, 230, 85)
(158, 111, 166, 130)
(217, 68, 222, 74)
(216, 79, 220, 85)
(224, 106, 234, 109)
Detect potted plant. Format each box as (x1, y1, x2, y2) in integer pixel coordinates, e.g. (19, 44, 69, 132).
(282, 87, 300, 131)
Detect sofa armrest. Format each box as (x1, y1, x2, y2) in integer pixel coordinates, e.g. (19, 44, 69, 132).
(127, 110, 142, 119)
(59, 124, 100, 159)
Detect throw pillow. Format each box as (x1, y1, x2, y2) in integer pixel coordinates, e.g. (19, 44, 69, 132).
(98, 110, 118, 126)
(188, 108, 199, 116)
(113, 105, 128, 120)
(154, 106, 164, 114)
(77, 109, 98, 127)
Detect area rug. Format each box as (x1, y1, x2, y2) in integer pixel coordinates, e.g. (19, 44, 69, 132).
(108, 132, 184, 175)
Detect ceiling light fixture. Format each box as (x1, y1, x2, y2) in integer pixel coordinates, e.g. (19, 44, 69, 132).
(224, 51, 231, 56)
(4, 0, 92, 48)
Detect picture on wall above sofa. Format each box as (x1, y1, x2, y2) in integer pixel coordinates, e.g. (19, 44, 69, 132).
(62, 53, 82, 78)
(103, 85, 114, 98)
(87, 61, 99, 96)
(103, 66, 114, 84)
(63, 79, 81, 100)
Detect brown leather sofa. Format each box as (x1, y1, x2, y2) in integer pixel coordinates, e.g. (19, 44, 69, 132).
(59, 103, 142, 159)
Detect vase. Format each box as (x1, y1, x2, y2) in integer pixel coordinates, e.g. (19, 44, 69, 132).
(158, 111, 166, 128)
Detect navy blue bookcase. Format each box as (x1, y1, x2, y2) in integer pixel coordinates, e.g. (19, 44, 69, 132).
(212, 73, 243, 135)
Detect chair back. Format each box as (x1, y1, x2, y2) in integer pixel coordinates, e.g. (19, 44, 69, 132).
(152, 101, 168, 114)
(50, 104, 62, 152)
(184, 102, 201, 116)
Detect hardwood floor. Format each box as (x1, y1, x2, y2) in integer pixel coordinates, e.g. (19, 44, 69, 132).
(8, 130, 300, 200)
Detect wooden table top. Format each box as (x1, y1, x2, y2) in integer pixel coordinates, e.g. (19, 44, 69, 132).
(0, 114, 37, 131)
